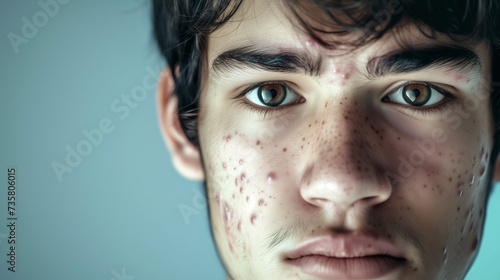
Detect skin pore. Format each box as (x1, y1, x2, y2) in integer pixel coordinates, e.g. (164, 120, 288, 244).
(159, 0, 500, 279)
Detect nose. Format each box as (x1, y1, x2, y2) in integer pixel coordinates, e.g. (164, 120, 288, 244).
(300, 103, 393, 210)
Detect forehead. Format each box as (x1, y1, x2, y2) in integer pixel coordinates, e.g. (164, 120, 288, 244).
(206, 0, 490, 73)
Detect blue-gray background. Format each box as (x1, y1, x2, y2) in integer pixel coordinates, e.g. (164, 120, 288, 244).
(0, 1, 498, 279)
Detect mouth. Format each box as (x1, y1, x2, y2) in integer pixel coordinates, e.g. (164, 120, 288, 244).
(285, 235, 406, 279)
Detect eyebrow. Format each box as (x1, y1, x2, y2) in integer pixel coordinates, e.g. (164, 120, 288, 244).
(366, 45, 482, 78)
(212, 46, 322, 77)
(211, 45, 482, 79)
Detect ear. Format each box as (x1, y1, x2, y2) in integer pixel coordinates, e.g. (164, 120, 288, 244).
(157, 67, 205, 181)
(493, 154, 500, 181)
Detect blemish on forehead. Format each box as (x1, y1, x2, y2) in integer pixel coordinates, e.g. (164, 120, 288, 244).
(222, 162, 227, 169)
(305, 38, 317, 48)
(225, 135, 232, 142)
(326, 58, 352, 85)
(239, 159, 245, 165)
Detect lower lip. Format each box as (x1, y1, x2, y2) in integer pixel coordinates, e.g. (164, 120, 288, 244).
(287, 255, 405, 279)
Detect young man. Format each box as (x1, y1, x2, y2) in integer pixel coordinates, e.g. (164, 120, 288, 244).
(153, 0, 500, 279)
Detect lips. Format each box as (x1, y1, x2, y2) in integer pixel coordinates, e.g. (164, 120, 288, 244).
(286, 235, 406, 279)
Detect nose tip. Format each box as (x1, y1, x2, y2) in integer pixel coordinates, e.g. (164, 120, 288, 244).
(300, 159, 393, 210)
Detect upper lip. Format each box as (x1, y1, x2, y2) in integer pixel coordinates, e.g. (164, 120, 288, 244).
(286, 234, 405, 260)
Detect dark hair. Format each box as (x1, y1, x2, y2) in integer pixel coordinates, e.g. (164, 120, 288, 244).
(152, 0, 500, 192)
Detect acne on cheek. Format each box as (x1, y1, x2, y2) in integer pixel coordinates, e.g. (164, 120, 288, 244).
(447, 143, 489, 261)
(212, 132, 282, 256)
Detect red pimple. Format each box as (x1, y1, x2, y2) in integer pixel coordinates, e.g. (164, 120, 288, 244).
(250, 214, 257, 225)
(225, 135, 232, 142)
(239, 159, 244, 165)
(258, 199, 264, 206)
(267, 172, 277, 183)
(305, 38, 317, 47)
(222, 162, 227, 169)
(237, 220, 241, 231)
(239, 186, 244, 194)
(240, 173, 246, 181)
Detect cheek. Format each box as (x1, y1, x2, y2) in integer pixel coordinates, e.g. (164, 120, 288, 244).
(381, 111, 490, 271)
(206, 131, 286, 258)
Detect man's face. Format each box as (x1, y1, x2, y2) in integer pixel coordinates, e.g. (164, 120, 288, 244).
(196, 0, 494, 279)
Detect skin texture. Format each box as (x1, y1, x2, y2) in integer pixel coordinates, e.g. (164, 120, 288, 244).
(159, 0, 500, 279)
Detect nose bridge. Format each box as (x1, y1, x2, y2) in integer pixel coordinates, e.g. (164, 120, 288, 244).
(300, 98, 391, 208)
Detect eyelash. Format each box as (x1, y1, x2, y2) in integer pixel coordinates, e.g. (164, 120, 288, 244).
(234, 80, 459, 118)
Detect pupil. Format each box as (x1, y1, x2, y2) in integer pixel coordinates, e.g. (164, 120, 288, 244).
(402, 84, 431, 106)
(262, 89, 277, 103)
(258, 84, 286, 106)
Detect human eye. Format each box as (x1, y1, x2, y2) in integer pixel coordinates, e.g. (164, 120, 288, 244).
(383, 82, 457, 113)
(244, 82, 302, 108)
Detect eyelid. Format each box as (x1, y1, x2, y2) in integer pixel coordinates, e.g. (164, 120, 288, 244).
(234, 80, 299, 99)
